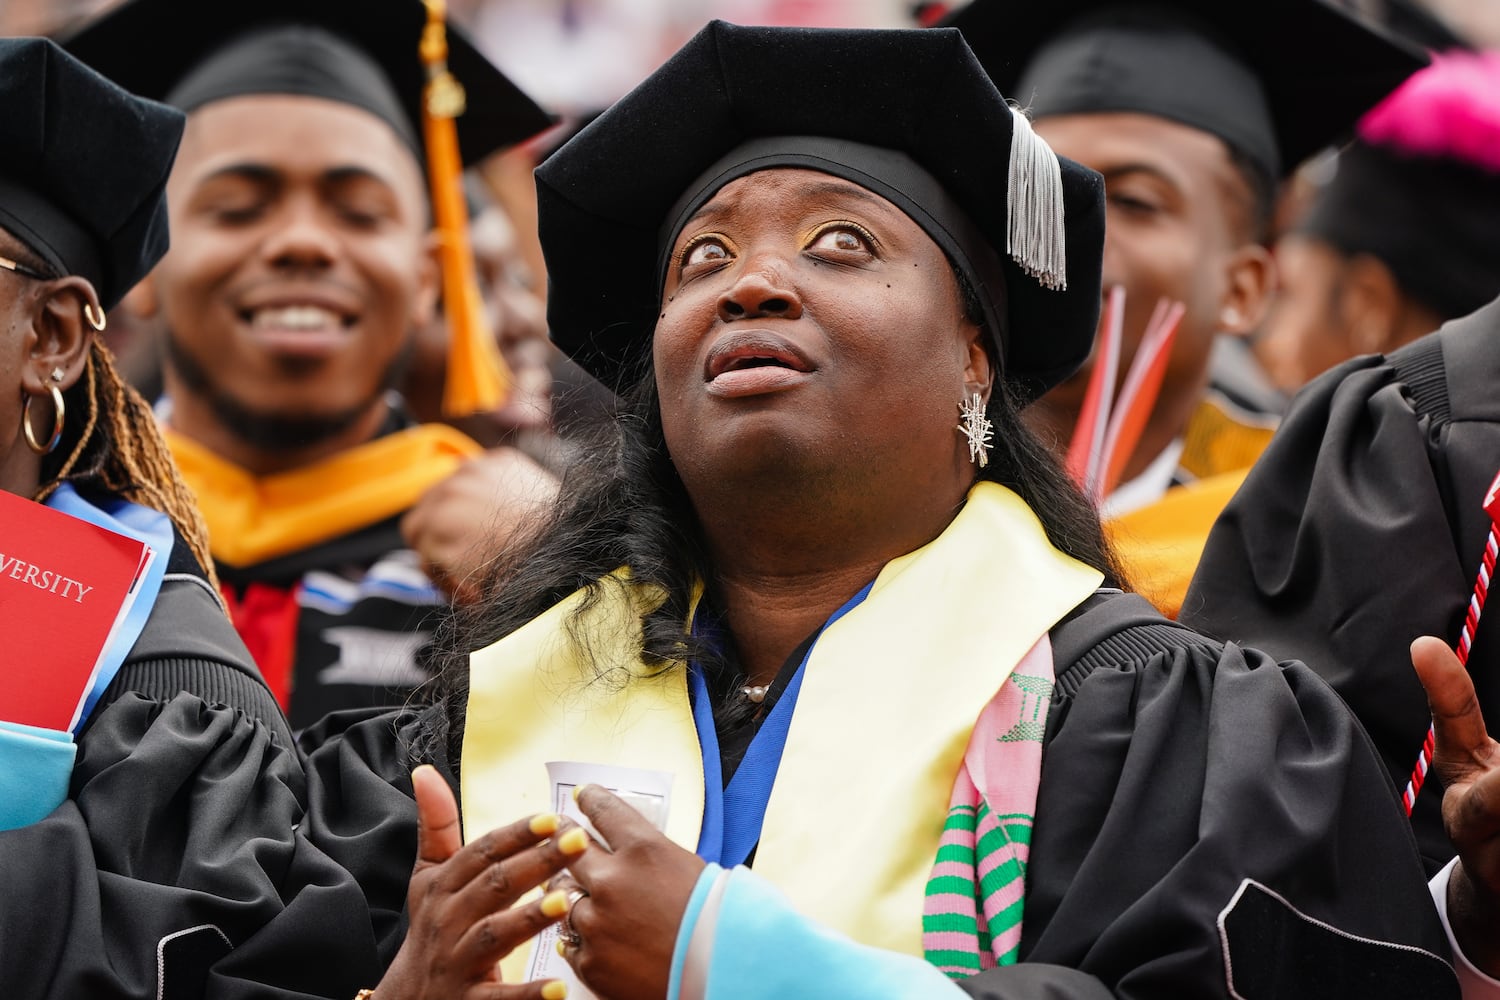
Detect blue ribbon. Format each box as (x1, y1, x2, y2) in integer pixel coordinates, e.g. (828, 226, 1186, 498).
(691, 581, 873, 867)
(43, 483, 173, 731)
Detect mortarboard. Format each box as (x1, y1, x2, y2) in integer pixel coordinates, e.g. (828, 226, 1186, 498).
(62, 0, 549, 171)
(0, 38, 183, 310)
(64, 0, 555, 416)
(944, 0, 1425, 179)
(535, 20, 1107, 404)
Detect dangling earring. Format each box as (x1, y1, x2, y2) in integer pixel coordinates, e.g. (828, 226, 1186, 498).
(22, 379, 66, 455)
(83, 303, 106, 332)
(957, 392, 993, 469)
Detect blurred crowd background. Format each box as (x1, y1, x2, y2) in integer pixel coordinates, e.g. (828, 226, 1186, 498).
(5, 0, 1499, 114)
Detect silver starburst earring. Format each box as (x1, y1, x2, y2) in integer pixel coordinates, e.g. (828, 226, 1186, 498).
(957, 392, 993, 469)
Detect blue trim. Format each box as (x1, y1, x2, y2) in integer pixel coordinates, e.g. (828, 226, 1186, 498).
(691, 582, 873, 866)
(361, 578, 445, 603)
(704, 867, 968, 998)
(667, 863, 723, 1000)
(298, 576, 444, 614)
(299, 581, 351, 608)
(44, 483, 173, 731)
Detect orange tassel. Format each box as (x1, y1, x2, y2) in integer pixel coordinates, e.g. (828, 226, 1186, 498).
(420, 0, 512, 417)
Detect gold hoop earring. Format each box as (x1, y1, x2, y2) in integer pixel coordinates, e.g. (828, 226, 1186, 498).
(83, 303, 106, 332)
(22, 383, 65, 455)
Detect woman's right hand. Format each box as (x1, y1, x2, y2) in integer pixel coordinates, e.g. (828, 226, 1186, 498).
(374, 765, 588, 999)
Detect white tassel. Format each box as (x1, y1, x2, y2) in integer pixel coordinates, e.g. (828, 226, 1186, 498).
(1007, 104, 1068, 291)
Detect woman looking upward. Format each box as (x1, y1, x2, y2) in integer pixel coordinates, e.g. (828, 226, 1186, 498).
(308, 22, 1462, 1000)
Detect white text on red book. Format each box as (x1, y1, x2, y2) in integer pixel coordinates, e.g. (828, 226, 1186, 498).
(0, 554, 93, 603)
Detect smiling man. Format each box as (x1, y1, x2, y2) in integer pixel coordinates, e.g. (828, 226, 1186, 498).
(948, 0, 1421, 615)
(66, 0, 551, 726)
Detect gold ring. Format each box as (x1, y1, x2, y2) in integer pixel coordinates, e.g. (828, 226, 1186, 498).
(559, 888, 589, 947)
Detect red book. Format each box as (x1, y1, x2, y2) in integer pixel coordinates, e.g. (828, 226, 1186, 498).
(0, 490, 155, 731)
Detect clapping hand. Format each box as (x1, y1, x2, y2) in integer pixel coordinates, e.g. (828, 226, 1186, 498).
(376, 765, 588, 1000)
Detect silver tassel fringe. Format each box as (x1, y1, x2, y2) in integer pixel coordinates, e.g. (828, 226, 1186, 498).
(1006, 104, 1068, 292)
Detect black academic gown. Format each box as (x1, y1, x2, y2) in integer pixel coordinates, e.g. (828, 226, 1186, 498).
(218, 516, 450, 730)
(296, 593, 1457, 999)
(1182, 296, 1500, 874)
(204, 409, 459, 731)
(0, 540, 391, 999)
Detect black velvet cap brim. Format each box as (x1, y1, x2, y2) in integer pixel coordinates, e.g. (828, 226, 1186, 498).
(944, 0, 1425, 177)
(1299, 142, 1500, 319)
(166, 25, 422, 158)
(0, 38, 182, 309)
(63, 0, 554, 167)
(535, 20, 1106, 404)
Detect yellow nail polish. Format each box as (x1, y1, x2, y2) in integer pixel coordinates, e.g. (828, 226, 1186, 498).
(540, 890, 570, 918)
(530, 813, 560, 836)
(555, 938, 567, 957)
(558, 827, 590, 855)
(572, 783, 589, 802)
(541, 981, 569, 1000)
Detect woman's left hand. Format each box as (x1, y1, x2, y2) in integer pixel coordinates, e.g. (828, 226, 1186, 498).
(555, 785, 707, 1000)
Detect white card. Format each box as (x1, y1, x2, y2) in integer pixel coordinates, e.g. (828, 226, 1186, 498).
(523, 762, 674, 996)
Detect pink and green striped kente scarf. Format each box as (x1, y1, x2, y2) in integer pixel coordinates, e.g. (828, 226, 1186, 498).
(922, 634, 1055, 977)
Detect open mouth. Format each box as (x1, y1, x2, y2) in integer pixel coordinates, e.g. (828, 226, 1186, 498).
(718, 354, 797, 373)
(704, 335, 814, 382)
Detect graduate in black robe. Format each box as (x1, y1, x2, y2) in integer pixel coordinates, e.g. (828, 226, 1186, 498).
(286, 21, 1458, 1000)
(1183, 296, 1500, 877)
(63, 0, 553, 730)
(297, 589, 1457, 998)
(16, 14, 1449, 1000)
(0, 37, 396, 999)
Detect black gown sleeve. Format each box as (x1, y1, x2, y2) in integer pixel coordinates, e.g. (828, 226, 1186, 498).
(1181, 301, 1500, 873)
(957, 596, 1457, 999)
(0, 691, 389, 1000)
(295, 704, 442, 971)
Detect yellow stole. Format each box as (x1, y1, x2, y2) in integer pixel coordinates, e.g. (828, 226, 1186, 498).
(462, 482, 1102, 977)
(1179, 393, 1277, 482)
(1106, 468, 1248, 619)
(164, 424, 481, 567)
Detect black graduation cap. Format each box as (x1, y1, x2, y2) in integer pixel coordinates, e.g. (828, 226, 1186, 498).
(943, 0, 1426, 179)
(0, 37, 183, 310)
(536, 20, 1107, 403)
(61, 0, 552, 168)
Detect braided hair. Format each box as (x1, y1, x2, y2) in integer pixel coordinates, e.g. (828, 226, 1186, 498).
(2, 225, 214, 586)
(32, 337, 216, 588)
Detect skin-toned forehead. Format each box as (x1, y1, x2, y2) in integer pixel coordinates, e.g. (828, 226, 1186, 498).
(0, 224, 45, 273)
(666, 167, 941, 272)
(169, 92, 428, 215)
(660, 167, 954, 305)
(676, 169, 909, 234)
(658, 165, 973, 335)
(0, 225, 56, 322)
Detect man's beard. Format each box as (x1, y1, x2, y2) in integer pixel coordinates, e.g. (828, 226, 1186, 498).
(165, 332, 413, 452)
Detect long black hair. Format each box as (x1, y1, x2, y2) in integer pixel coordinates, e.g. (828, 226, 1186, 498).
(424, 265, 1124, 765)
